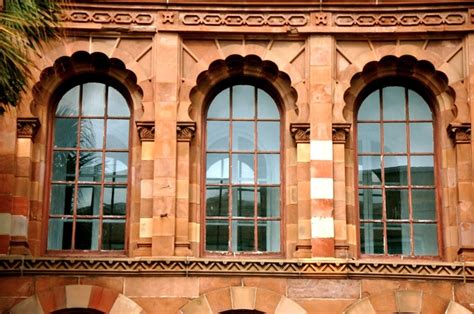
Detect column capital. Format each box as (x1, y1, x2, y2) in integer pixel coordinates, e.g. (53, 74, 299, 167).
(17, 117, 40, 139)
(136, 121, 155, 142)
(332, 123, 351, 144)
(177, 121, 196, 142)
(290, 123, 310, 143)
(448, 122, 471, 144)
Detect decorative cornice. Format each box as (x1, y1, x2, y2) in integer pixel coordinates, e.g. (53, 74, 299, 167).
(448, 122, 471, 144)
(332, 123, 351, 144)
(60, 10, 154, 25)
(179, 12, 308, 26)
(136, 121, 155, 142)
(290, 123, 310, 144)
(177, 121, 196, 142)
(0, 257, 472, 281)
(334, 12, 465, 27)
(17, 117, 40, 139)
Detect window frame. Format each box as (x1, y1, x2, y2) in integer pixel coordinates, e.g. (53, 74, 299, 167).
(354, 79, 443, 260)
(42, 78, 133, 256)
(201, 80, 285, 257)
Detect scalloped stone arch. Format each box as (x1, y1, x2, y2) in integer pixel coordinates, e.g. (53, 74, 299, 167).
(180, 54, 299, 123)
(179, 286, 307, 314)
(343, 289, 471, 314)
(9, 285, 145, 314)
(334, 47, 469, 125)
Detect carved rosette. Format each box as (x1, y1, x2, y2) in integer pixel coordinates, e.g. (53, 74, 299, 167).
(290, 123, 310, 144)
(136, 121, 155, 142)
(332, 123, 351, 144)
(177, 121, 196, 142)
(448, 123, 471, 144)
(17, 117, 40, 139)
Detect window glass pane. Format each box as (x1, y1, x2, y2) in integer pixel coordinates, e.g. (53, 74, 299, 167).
(232, 220, 254, 251)
(257, 89, 279, 119)
(387, 223, 410, 255)
(50, 184, 74, 215)
(232, 85, 254, 118)
(104, 186, 127, 215)
(232, 187, 254, 217)
(386, 189, 409, 220)
(206, 153, 229, 184)
(80, 119, 104, 149)
(78, 152, 102, 182)
(384, 123, 406, 153)
(410, 123, 433, 153)
(257, 154, 280, 184)
(359, 189, 382, 220)
(358, 156, 381, 186)
(257, 187, 279, 217)
(414, 224, 438, 255)
(106, 119, 129, 149)
(412, 189, 436, 220)
(258, 221, 280, 252)
(232, 153, 254, 184)
(411, 156, 434, 186)
(206, 186, 229, 217)
(75, 219, 99, 250)
(409, 90, 432, 120)
(54, 118, 78, 148)
(360, 222, 383, 254)
(358, 123, 380, 153)
(47, 218, 73, 250)
(207, 121, 229, 150)
(206, 220, 228, 251)
(105, 152, 128, 182)
(208, 88, 230, 118)
(358, 90, 380, 120)
(102, 220, 125, 250)
(232, 121, 254, 151)
(383, 86, 405, 120)
(257, 122, 279, 151)
(77, 185, 101, 216)
(108, 87, 130, 117)
(82, 83, 105, 116)
(56, 86, 80, 116)
(52, 151, 76, 181)
(384, 156, 408, 186)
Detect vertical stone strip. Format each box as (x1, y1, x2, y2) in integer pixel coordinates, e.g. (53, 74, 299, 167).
(291, 123, 311, 257)
(175, 122, 195, 256)
(135, 122, 155, 256)
(152, 33, 180, 256)
(309, 35, 335, 257)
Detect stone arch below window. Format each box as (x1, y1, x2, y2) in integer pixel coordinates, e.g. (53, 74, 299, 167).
(343, 289, 471, 313)
(179, 286, 307, 314)
(9, 285, 145, 314)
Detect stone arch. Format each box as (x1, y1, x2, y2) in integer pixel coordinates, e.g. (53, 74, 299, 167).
(344, 289, 471, 314)
(179, 286, 306, 314)
(9, 285, 145, 314)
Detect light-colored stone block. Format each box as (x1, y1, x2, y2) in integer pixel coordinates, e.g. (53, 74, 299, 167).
(11, 215, 27, 237)
(297, 143, 310, 163)
(140, 179, 153, 199)
(16, 138, 32, 158)
(231, 286, 256, 310)
(139, 218, 152, 238)
(65, 285, 92, 309)
(189, 222, 200, 242)
(110, 293, 144, 314)
(311, 216, 335, 238)
(180, 295, 212, 314)
(0, 213, 11, 235)
(141, 142, 154, 161)
(10, 295, 43, 314)
(275, 296, 307, 314)
(310, 178, 334, 199)
(311, 140, 333, 161)
(445, 301, 472, 314)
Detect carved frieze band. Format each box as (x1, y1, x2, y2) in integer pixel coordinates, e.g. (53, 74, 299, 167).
(290, 123, 310, 144)
(136, 121, 155, 142)
(448, 123, 471, 144)
(0, 257, 472, 281)
(17, 117, 40, 139)
(177, 121, 196, 142)
(334, 12, 465, 27)
(60, 10, 154, 25)
(180, 13, 308, 27)
(332, 123, 351, 144)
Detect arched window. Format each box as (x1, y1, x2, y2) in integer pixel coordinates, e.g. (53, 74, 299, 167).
(47, 82, 131, 252)
(204, 84, 281, 254)
(357, 85, 438, 257)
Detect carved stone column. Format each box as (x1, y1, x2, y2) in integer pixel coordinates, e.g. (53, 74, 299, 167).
(175, 121, 196, 256)
(291, 123, 312, 257)
(448, 123, 474, 260)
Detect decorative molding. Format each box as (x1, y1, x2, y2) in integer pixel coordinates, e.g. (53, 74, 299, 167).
(0, 257, 472, 280)
(136, 121, 155, 142)
(60, 10, 154, 25)
(448, 123, 471, 144)
(162, 11, 176, 24)
(334, 12, 466, 27)
(17, 117, 40, 139)
(290, 123, 310, 144)
(312, 12, 329, 26)
(177, 121, 196, 142)
(332, 123, 351, 144)
(180, 13, 308, 27)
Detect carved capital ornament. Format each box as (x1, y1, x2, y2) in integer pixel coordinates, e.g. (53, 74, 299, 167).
(177, 121, 196, 142)
(17, 117, 40, 139)
(332, 123, 351, 144)
(136, 121, 155, 142)
(290, 123, 310, 143)
(448, 123, 471, 144)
